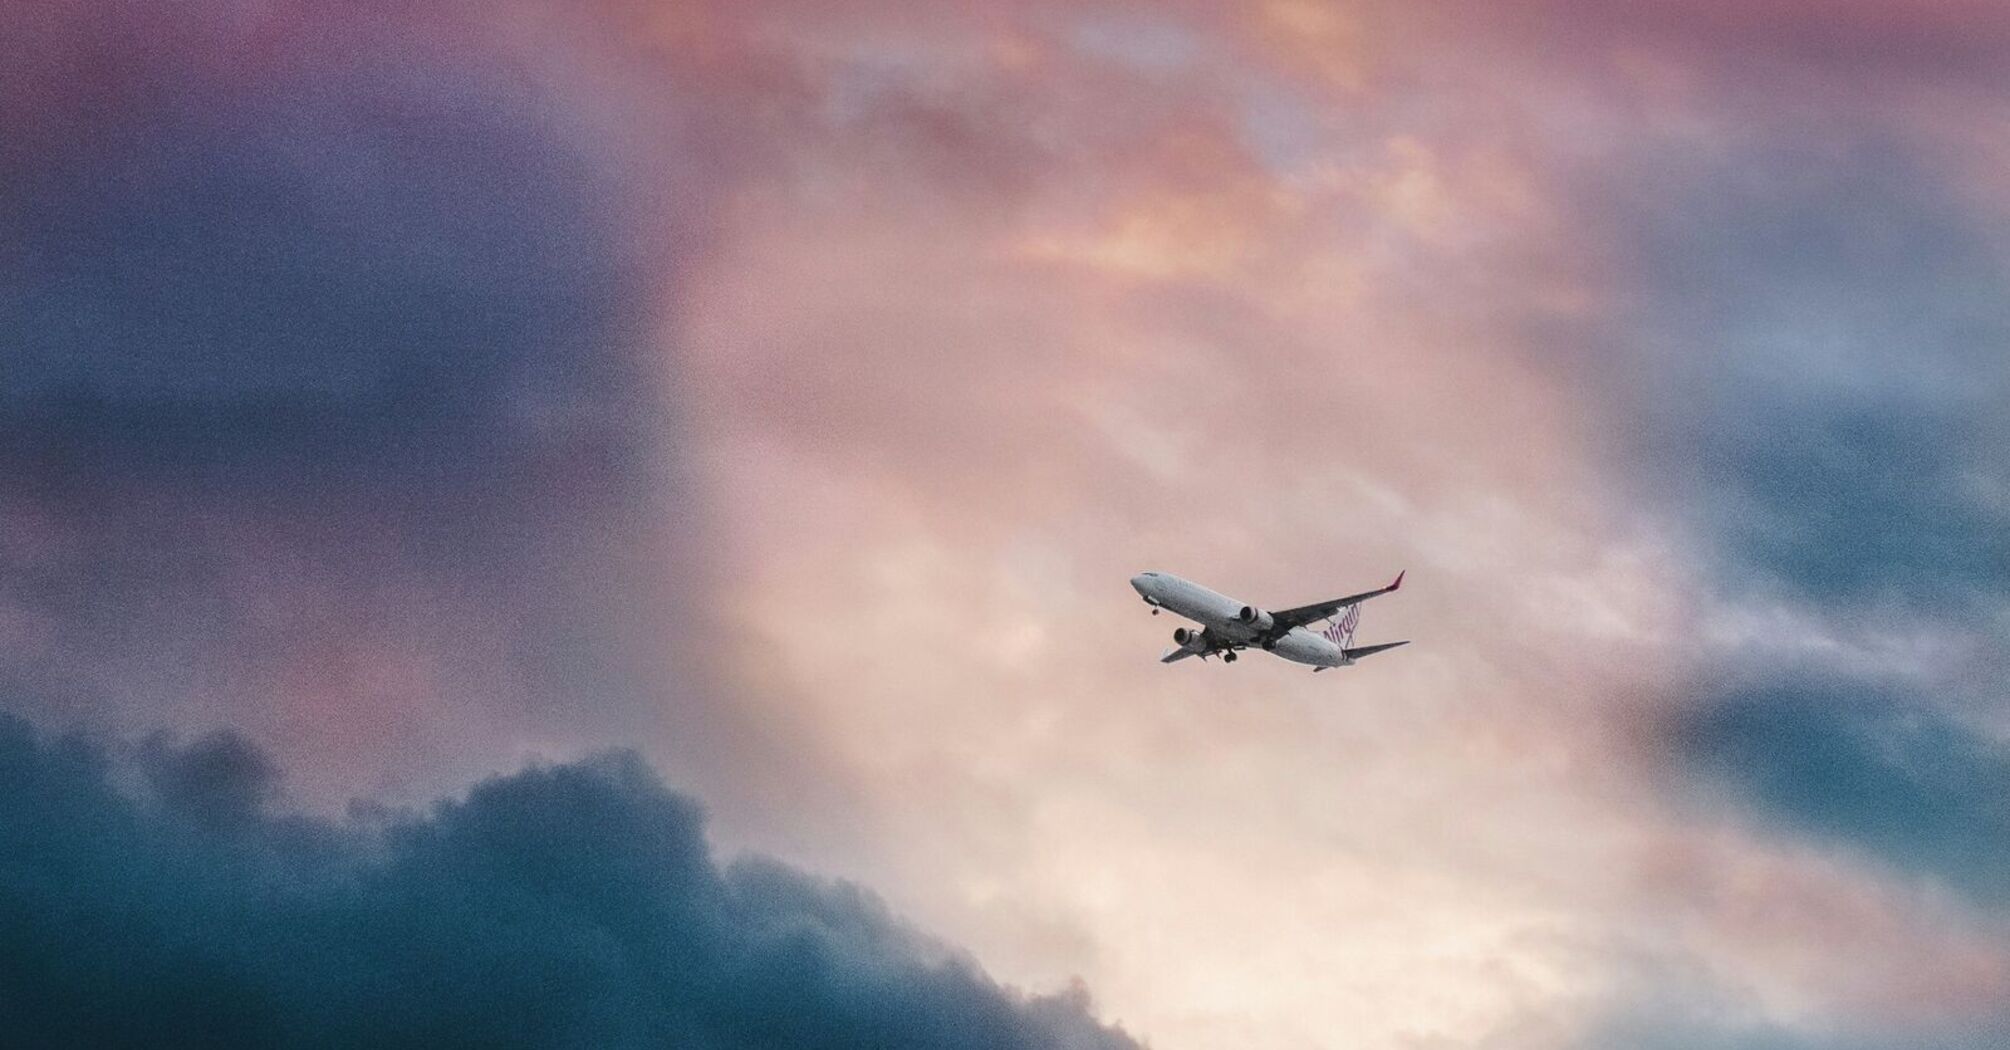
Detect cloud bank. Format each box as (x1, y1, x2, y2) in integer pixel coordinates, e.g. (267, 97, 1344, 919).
(0, 715, 1136, 1049)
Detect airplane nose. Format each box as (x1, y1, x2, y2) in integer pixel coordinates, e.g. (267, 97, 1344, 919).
(1129, 573, 1150, 594)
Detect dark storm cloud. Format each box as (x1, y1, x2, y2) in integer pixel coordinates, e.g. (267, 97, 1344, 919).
(136, 729, 283, 831)
(0, 715, 1139, 1049)
(1674, 676, 2010, 907)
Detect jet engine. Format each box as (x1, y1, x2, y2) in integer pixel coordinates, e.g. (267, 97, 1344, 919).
(1173, 626, 1198, 646)
(1236, 606, 1275, 632)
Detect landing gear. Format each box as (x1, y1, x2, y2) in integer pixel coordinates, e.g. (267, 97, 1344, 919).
(1223, 651, 1238, 663)
(1151, 608, 1159, 615)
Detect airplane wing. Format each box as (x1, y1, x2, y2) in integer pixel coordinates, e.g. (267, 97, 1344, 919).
(1267, 571, 1405, 632)
(1160, 647, 1201, 664)
(1343, 640, 1410, 661)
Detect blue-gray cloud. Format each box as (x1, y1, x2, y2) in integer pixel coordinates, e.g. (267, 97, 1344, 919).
(1581, 124, 2010, 886)
(1585, 1009, 2010, 1050)
(0, 2, 655, 420)
(1606, 137, 2010, 610)
(0, 715, 1139, 1049)
(0, 1, 739, 803)
(1674, 676, 2010, 907)
(1593, 130, 2010, 920)
(1568, 99, 2010, 1048)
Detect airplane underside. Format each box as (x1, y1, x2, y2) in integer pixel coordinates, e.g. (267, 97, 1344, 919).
(1134, 571, 1410, 671)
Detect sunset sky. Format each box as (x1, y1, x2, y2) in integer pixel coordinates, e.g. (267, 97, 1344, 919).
(4, 2, 2009, 1047)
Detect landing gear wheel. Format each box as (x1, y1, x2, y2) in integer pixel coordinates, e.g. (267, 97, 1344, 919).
(1223, 651, 1238, 663)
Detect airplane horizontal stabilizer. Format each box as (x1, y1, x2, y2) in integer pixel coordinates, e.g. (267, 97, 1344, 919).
(1343, 640, 1410, 661)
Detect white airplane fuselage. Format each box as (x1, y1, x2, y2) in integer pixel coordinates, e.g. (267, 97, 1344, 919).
(1130, 572, 1346, 668)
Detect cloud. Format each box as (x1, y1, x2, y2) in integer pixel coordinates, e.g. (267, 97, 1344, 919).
(1503, 0, 2010, 88)
(1586, 1012, 2010, 1050)
(1694, 399, 2003, 607)
(8, 2, 2010, 1047)
(0, 0, 654, 410)
(1585, 997, 2010, 1050)
(660, 6, 2010, 1045)
(0, 714, 1138, 1049)
(0, 0, 768, 808)
(1674, 675, 2010, 909)
(1581, 130, 2010, 615)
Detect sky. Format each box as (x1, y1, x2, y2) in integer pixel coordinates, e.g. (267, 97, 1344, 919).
(2, 1, 2008, 1048)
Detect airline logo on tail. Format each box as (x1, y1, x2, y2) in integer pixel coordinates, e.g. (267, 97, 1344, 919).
(1322, 603, 1361, 648)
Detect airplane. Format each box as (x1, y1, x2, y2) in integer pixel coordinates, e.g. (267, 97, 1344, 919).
(1129, 570, 1409, 671)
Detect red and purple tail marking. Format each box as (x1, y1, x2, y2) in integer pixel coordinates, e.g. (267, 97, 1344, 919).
(1323, 603, 1361, 648)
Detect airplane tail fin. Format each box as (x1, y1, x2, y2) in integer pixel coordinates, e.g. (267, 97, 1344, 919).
(1321, 602, 1362, 649)
(1343, 640, 1409, 662)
